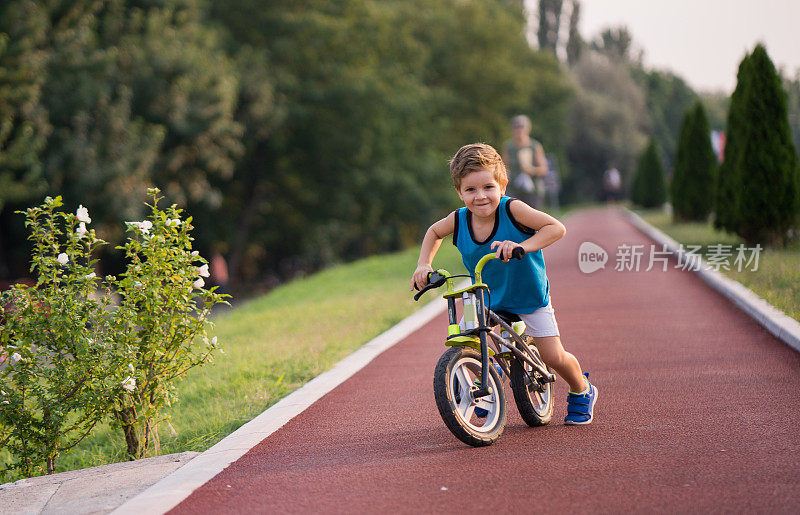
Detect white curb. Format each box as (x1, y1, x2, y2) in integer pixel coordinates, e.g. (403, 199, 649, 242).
(625, 209, 800, 353)
(113, 294, 448, 514)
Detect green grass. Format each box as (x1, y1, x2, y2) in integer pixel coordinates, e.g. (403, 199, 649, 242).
(637, 209, 800, 321)
(2, 240, 467, 480)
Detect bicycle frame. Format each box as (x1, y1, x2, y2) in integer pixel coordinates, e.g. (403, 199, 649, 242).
(431, 253, 554, 399)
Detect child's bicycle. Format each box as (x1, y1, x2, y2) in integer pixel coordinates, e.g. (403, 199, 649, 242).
(414, 248, 555, 446)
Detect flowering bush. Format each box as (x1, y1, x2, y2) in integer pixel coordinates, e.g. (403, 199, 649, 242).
(0, 197, 114, 477)
(0, 190, 227, 478)
(108, 191, 226, 459)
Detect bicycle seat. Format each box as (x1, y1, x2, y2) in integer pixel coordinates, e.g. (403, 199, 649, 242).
(493, 310, 521, 326)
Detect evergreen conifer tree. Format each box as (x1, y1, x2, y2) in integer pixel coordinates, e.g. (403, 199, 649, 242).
(631, 138, 666, 208)
(671, 102, 717, 221)
(714, 52, 751, 233)
(735, 44, 800, 245)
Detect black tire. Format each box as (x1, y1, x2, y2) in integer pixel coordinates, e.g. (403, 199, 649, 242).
(510, 344, 554, 427)
(433, 346, 506, 447)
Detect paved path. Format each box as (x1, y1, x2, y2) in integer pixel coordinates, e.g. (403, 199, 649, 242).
(172, 208, 800, 513)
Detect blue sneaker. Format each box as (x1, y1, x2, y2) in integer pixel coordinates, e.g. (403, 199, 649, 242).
(564, 373, 597, 425)
(473, 363, 502, 418)
(473, 378, 489, 418)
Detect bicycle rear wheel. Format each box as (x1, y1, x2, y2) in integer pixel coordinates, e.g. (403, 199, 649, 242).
(433, 346, 506, 446)
(510, 343, 553, 427)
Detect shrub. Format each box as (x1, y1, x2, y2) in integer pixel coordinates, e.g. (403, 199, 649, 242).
(631, 138, 667, 208)
(671, 102, 717, 221)
(733, 45, 800, 245)
(714, 52, 751, 233)
(0, 189, 228, 478)
(0, 197, 112, 477)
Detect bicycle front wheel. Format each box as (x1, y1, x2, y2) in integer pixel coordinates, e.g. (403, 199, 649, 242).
(433, 346, 506, 447)
(510, 343, 554, 427)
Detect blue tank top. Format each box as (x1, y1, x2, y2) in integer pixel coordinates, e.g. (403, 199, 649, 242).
(453, 196, 550, 313)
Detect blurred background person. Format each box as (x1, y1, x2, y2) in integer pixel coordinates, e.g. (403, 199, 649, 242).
(602, 164, 622, 203)
(503, 115, 549, 208)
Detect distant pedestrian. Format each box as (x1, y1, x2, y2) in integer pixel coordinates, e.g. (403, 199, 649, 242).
(603, 165, 622, 203)
(503, 115, 548, 208)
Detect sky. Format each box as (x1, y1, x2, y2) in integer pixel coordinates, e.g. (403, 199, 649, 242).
(576, 0, 800, 93)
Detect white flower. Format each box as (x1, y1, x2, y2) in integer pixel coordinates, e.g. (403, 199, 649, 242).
(193, 277, 205, 289)
(128, 363, 135, 373)
(10, 353, 22, 364)
(197, 264, 210, 278)
(166, 218, 181, 228)
(1, 390, 7, 396)
(140, 220, 153, 233)
(86, 272, 96, 280)
(191, 251, 199, 259)
(57, 253, 69, 265)
(129, 220, 153, 235)
(76, 205, 92, 223)
(76, 222, 88, 238)
(211, 336, 218, 346)
(1, 400, 8, 405)
(122, 377, 136, 392)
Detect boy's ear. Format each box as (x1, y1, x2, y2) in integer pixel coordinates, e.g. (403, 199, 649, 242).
(455, 185, 465, 202)
(500, 180, 508, 195)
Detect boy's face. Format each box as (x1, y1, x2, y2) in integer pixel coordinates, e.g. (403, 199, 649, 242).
(456, 169, 506, 218)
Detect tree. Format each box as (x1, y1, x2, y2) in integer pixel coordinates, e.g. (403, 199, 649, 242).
(592, 27, 639, 63)
(714, 52, 752, 233)
(671, 102, 717, 221)
(565, 0, 582, 66)
(733, 44, 800, 245)
(631, 138, 666, 208)
(537, 0, 564, 55)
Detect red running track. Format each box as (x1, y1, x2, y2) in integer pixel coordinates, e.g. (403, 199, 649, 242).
(172, 208, 800, 513)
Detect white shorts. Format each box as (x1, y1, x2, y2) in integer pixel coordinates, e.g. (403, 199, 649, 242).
(519, 302, 560, 338)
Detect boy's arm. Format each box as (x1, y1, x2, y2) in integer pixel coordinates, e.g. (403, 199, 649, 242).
(411, 212, 456, 291)
(491, 200, 565, 261)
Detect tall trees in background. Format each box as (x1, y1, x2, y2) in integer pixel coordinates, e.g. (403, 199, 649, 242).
(537, 0, 563, 55)
(5, 0, 795, 286)
(671, 102, 717, 221)
(716, 45, 800, 245)
(0, 0, 573, 287)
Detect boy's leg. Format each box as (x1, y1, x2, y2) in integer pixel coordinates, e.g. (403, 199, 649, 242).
(532, 336, 588, 393)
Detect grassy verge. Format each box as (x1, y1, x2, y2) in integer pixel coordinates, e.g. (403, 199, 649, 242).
(2, 240, 467, 480)
(637, 209, 800, 321)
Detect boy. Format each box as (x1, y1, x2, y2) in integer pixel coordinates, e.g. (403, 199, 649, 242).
(411, 143, 597, 425)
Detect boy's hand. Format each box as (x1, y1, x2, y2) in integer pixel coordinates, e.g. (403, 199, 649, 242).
(491, 240, 524, 262)
(411, 264, 434, 291)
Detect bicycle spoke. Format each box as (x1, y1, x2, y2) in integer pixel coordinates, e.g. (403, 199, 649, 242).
(461, 404, 476, 421)
(454, 365, 473, 393)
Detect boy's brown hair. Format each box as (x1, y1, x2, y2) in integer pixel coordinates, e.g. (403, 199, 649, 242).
(449, 143, 508, 189)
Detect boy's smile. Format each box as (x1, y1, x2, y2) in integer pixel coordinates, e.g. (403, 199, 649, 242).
(457, 169, 506, 220)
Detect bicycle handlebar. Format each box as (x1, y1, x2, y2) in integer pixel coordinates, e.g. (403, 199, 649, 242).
(413, 271, 446, 301)
(413, 246, 526, 301)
